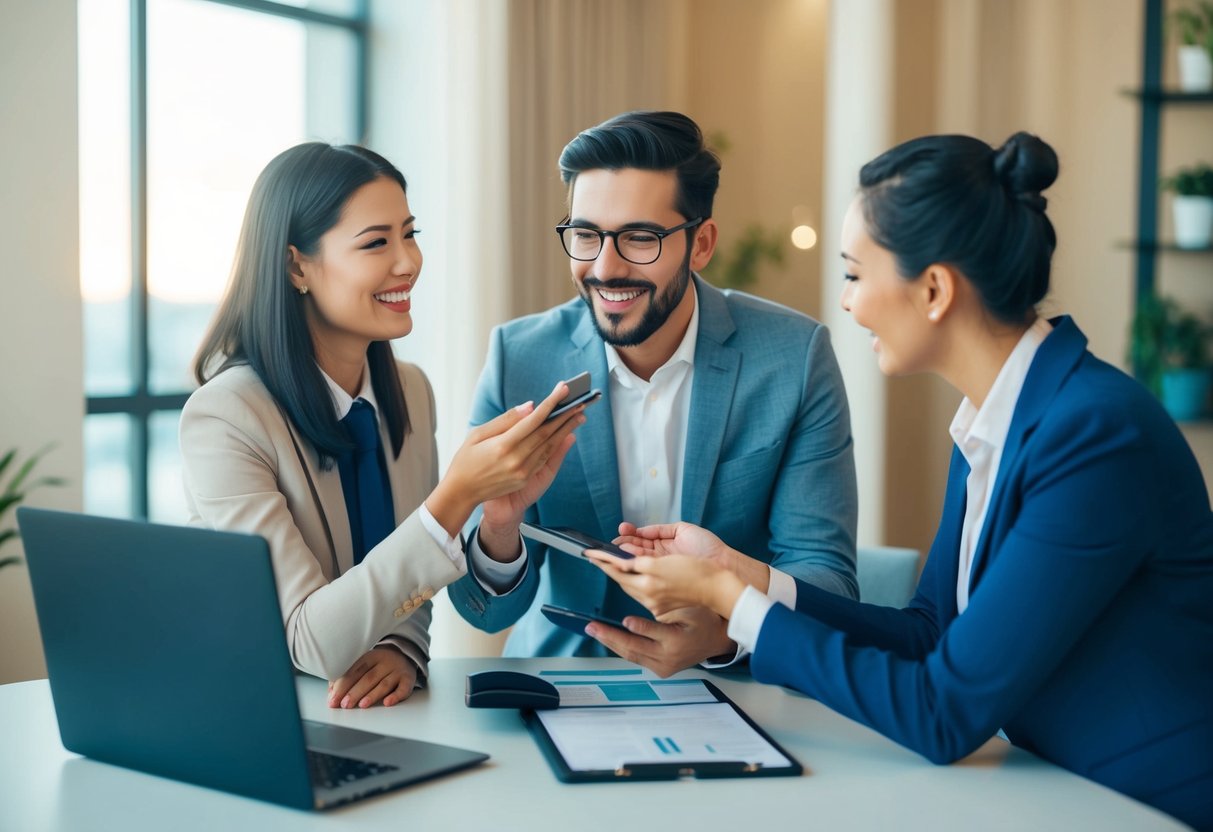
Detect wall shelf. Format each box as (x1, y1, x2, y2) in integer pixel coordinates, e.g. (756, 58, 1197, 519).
(1122, 88, 1213, 104)
(1118, 241, 1213, 253)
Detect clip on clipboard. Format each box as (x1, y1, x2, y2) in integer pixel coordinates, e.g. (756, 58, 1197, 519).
(522, 680, 803, 782)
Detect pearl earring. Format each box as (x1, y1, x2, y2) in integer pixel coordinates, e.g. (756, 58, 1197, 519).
(298, 285, 309, 296)
(928, 310, 939, 321)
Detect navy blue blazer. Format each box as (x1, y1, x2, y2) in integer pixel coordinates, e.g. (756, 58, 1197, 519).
(449, 277, 859, 657)
(750, 317, 1213, 829)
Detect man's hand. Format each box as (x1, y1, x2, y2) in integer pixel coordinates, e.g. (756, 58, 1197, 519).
(328, 647, 419, 709)
(583, 606, 735, 677)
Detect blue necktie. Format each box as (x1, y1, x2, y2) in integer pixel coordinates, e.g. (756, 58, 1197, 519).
(337, 399, 395, 565)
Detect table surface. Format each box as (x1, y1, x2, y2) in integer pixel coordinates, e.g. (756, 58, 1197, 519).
(0, 657, 1187, 831)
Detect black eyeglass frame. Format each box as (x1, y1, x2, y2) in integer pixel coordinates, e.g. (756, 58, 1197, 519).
(555, 217, 704, 265)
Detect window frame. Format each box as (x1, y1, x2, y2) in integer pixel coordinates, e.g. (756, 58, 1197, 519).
(84, 0, 370, 519)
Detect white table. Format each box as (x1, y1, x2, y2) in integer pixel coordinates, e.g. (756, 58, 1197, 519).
(0, 658, 1186, 831)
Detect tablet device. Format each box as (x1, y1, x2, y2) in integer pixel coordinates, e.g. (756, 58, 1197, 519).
(540, 603, 628, 633)
(519, 523, 635, 560)
(546, 371, 602, 421)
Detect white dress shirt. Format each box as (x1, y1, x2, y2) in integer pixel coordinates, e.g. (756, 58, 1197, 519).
(319, 364, 465, 573)
(725, 317, 1054, 652)
(950, 316, 1052, 613)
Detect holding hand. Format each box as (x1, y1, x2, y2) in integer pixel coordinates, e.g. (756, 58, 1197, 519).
(582, 606, 735, 678)
(613, 521, 732, 566)
(328, 647, 418, 709)
(426, 381, 585, 540)
(587, 551, 746, 619)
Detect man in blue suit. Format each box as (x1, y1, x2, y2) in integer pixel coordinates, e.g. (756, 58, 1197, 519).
(447, 111, 858, 675)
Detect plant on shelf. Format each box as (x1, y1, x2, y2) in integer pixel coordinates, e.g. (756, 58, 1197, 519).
(1160, 162, 1213, 248)
(1169, 0, 1213, 91)
(1129, 294, 1212, 421)
(702, 224, 786, 291)
(0, 445, 65, 570)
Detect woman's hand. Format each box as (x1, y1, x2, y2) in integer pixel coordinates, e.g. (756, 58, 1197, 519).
(585, 551, 747, 620)
(327, 647, 418, 709)
(612, 521, 772, 594)
(613, 521, 732, 566)
(426, 382, 585, 539)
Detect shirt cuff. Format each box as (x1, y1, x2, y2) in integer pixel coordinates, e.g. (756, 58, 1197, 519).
(726, 585, 777, 654)
(468, 528, 528, 596)
(417, 503, 467, 574)
(700, 639, 749, 670)
(766, 566, 798, 609)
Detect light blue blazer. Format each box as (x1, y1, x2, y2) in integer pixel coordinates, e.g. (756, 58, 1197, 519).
(751, 317, 1213, 829)
(448, 276, 858, 657)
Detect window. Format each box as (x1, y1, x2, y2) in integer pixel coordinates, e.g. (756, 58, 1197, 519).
(79, 0, 367, 520)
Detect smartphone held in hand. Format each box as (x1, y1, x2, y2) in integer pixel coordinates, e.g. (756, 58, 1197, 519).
(545, 371, 601, 421)
(519, 523, 634, 560)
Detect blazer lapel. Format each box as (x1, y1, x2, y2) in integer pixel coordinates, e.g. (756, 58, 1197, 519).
(284, 414, 353, 576)
(570, 310, 624, 538)
(967, 316, 1088, 590)
(680, 278, 740, 525)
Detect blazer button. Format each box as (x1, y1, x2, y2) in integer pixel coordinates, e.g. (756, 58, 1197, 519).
(420, 587, 434, 601)
(393, 608, 404, 618)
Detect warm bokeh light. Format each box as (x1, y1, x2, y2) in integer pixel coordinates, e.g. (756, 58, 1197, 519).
(790, 224, 818, 250)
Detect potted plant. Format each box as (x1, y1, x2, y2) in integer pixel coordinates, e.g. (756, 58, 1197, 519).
(1129, 295, 1212, 421)
(0, 445, 65, 570)
(1160, 163, 1213, 248)
(1169, 0, 1213, 91)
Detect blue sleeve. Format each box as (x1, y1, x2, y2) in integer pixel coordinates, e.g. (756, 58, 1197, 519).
(446, 325, 545, 632)
(753, 405, 1155, 763)
(767, 325, 859, 599)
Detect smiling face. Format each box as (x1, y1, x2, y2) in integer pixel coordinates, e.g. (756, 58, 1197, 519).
(839, 195, 937, 377)
(566, 168, 713, 348)
(290, 176, 421, 364)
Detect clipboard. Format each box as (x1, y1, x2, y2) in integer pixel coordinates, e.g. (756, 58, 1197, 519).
(521, 680, 803, 782)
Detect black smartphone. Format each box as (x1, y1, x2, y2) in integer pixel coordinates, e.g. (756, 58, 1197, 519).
(519, 523, 635, 560)
(540, 603, 628, 633)
(545, 371, 601, 422)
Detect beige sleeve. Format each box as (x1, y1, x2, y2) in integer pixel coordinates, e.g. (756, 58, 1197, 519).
(179, 379, 462, 680)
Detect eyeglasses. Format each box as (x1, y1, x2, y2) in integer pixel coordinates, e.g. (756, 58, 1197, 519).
(555, 217, 703, 265)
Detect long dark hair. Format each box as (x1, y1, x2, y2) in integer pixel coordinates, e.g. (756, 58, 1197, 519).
(858, 132, 1059, 324)
(194, 142, 410, 467)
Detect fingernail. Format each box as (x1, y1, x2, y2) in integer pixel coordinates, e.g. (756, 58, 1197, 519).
(584, 624, 598, 637)
(359, 697, 370, 709)
(514, 401, 534, 413)
(341, 695, 350, 709)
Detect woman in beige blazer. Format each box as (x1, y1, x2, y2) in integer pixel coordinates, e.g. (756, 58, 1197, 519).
(182, 143, 584, 711)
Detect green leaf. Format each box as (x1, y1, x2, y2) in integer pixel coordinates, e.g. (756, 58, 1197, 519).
(0, 528, 16, 549)
(0, 493, 22, 518)
(0, 449, 14, 480)
(0, 555, 22, 570)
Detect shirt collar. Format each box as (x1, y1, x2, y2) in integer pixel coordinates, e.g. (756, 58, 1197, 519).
(319, 361, 378, 420)
(604, 279, 700, 388)
(949, 316, 1053, 454)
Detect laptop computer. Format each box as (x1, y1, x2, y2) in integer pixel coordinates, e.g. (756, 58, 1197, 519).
(17, 507, 488, 811)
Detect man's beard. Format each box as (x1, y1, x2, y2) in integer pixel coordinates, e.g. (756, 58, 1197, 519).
(577, 252, 693, 348)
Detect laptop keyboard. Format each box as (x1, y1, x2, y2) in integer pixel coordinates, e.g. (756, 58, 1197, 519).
(307, 749, 400, 790)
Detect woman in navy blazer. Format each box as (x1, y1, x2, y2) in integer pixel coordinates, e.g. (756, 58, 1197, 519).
(591, 133, 1213, 829)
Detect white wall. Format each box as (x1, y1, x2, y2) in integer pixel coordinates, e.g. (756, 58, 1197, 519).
(0, 0, 84, 683)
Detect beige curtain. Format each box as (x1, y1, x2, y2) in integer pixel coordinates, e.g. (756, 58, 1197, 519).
(504, 0, 691, 317)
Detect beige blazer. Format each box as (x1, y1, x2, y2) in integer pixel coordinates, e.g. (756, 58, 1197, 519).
(179, 361, 464, 682)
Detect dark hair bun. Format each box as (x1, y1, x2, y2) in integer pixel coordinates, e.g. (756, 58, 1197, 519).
(993, 132, 1058, 212)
